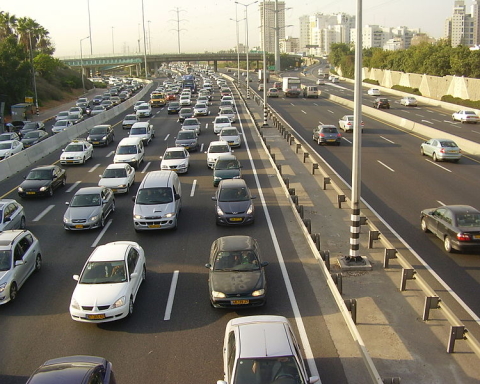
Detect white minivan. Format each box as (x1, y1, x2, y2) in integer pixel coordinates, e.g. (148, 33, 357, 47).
(132, 171, 182, 231)
(113, 137, 145, 169)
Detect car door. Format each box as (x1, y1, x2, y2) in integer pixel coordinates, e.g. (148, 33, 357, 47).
(428, 208, 448, 239)
(52, 167, 62, 190)
(423, 139, 435, 157)
(101, 188, 113, 216)
(13, 236, 32, 286)
(6, 202, 20, 230)
(225, 331, 237, 383)
(126, 247, 141, 297)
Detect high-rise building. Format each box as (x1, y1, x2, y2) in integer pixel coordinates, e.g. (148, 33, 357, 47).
(445, 0, 475, 47)
(472, 0, 480, 45)
(259, 1, 286, 53)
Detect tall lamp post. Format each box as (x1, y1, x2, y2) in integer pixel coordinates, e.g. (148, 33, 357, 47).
(111, 27, 115, 54)
(141, 0, 148, 78)
(80, 36, 89, 95)
(261, 0, 268, 126)
(230, 14, 245, 85)
(236, 1, 258, 100)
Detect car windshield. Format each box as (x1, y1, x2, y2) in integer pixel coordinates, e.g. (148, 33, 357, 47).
(124, 115, 136, 121)
(195, 104, 206, 109)
(183, 120, 198, 126)
(58, 112, 69, 117)
(213, 251, 260, 271)
(164, 150, 186, 159)
(215, 160, 239, 170)
(219, 187, 249, 202)
(79, 260, 127, 284)
(136, 187, 173, 204)
(456, 213, 480, 227)
(24, 131, 40, 138)
(322, 128, 337, 133)
(89, 127, 108, 134)
(138, 105, 149, 110)
(65, 144, 84, 152)
(180, 109, 192, 114)
(116, 145, 137, 155)
(131, 127, 147, 135)
(0, 250, 12, 271)
(234, 356, 302, 384)
(216, 118, 230, 124)
(465, 111, 476, 115)
(103, 168, 126, 178)
(0, 143, 12, 149)
(210, 145, 230, 153)
(440, 141, 458, 148)
(177, 131, 195, 140)
(70, 193, 101, 207)
(221, 129, 238, 136)
(23, 122, 36, 130)
(26, 169, 52, 180)
(55, 121, 69, 127)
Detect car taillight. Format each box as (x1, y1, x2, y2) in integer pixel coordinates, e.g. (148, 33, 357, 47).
(457, 233, 471, 241)
(337, 134, 342, 138)
(440, 148, 446, 153)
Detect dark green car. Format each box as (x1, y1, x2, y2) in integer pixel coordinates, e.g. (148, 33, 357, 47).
(213, 154, 242, 187)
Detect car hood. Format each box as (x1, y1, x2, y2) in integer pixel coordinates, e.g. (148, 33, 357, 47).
(0, 270, 11, 282)
(22, 138, 40, 145)
(20, 179, 52, 189)
(65, 206, 101, 221)
(73, 282, 128, 306)
(162, 159, 187, 167)
(210, 270, 264, 294)
(214, 169, 241, 179)
(99, 177, 128, 188)
(0, 148, 13, 156)
(88, 133, 107, 140)
(135, 201, 176, 217)
(61, 151, 84, 158)
(218, 200, 251, 213)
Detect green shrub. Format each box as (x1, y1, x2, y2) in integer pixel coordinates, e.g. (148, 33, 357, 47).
(93, 81, 107, 88)
(363, 79, 379, 85)
(391, 85, 422, 96)
(441, 95, 480, 109)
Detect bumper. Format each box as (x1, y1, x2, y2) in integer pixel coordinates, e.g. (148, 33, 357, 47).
(70, 305, 128, 323)
(210, 295, 265, 308)
(216, 214, 254, 226)
(64, 221, 101, 230)
(134, 217, 177, 230)
(18, 189, 51, 197)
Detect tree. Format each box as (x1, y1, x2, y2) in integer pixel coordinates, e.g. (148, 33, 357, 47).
(34, 53, 63, 80)
(0, 11, 17, 39)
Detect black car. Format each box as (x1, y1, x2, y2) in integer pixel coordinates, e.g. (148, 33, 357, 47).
(177, 107, 193, 122)
(168, 101, 181, 114)
(21, 130, 49, 148)
(87, 124, 115, 146)
(212, 179, 255, 225)
(26, 355, 116, 384)
(205, 235, 268, 308)
(18, 165, 66, 198)
(212, 154, 242, 187)
(421, 205, 480, 253)
(373, 97, 390, 109)
(92, 95, 104, 105)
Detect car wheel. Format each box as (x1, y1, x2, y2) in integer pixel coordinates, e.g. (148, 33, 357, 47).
(9, 282, 18, 301)
(82, 156, 86, 164)
(100, 215, 105, 228)
(48, 187, 54, 197)
(432, 153, 438, 162)
(420, 147, 425, 156)
(128, 296, 134, 316)
(62, 177, 66, 187)
(142, 265, 146, 281)
(35, 254, 42, 271)
(18, 216, 26, 229)
(421, 218, 430, 233)
(444, 236, 454, 253)
(111, 200, 116, 213)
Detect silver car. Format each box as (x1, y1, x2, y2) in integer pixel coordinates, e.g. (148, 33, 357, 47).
(400, 97, 418, 106)
(194, 103, 210, 116)
(175, 130, 199, 151)
(420, 138, 461, 162)
(0, 199, 26, 231)
(181, 118, 201, 135)
(63, 187, 115, 230)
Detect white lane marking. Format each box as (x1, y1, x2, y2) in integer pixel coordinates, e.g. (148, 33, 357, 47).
(472, 130, 480, 135)
(106, 151, 114, 157)
(342, 137, 352, 144)
(33, 205, 55, 222)
(425, 159, 452, 172)
(200, 143, 205, 152)
(165, 133, 170, 141)
(89, 164, 100, 173)
(66, 181, 81, 193)
(313, 103, 318, 106)
(380, 136, 395, 144)
(205, 123, 209, 130)
(141, 162, 151, 173)
(290, 103, 295, 106)
(91, 219, 112, 248)
(301, 110, 307, 114)
(327, 109, 335, 114)
(190, 179, 197, 197)
(421, 120, 433, 124)
(437, 200, 446, 206)
(238, 110, 320, 380)
(377, 160, 395, 172)
(164, 270, 179, 320)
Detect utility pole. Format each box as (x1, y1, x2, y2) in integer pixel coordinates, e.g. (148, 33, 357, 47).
(170, 8, 187, 54)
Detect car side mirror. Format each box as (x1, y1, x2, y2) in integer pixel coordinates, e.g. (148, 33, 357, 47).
(4, 217, 11, 222)
(174, 193, 181, 200)
(211, 196, 217, 201)
(205, 263, 212, 269)
(251, 196, 257, 199)
(15, 260, 25, 267)
(73, 275, 79, 281)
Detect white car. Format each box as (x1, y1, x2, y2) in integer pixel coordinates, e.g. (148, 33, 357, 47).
(218, 107, 236, 123)
(194, 103, 210, 116)
(133, 100, 147, 112)
(0, 140, 23, 160)
(55, 111, 70, 121)
(136, 103, 152, 118)
(206, 140, 232, 168)
(179, 95, 192, 106)
(69, 241, 146, 323)
(218, 127, 241, 148)
(213, 116, 232, 134)
(367, 88, 381, 96)
(60, 140, 94, 165)
(0, 199, 26, 231)
(51, 120, 73, 134)
(98, 163, 136, 194)
(122, 114, 139, 129)
(160, 147, 190, 174)
(218, 315, 320, 384)
(129, 122, 155, 145)
(338, 115, 364, 132)
(452, 110, 480, 124)
(400, 97, 418, 107)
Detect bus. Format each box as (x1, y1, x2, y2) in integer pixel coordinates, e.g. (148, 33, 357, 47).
(182, 74, 196, 93)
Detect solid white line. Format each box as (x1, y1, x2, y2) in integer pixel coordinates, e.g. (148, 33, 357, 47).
(91, 219, 112, 247)
(377, 160, 395, 172)
(141, 162, 151, 173)
(190, 180, 197, 197)
(106, 151, 114, 157)
(380, 136, 395, 144)
(200, 143, 205, 152)
(66, 181, 81, 193)
(301, 110, 307, 114)
(88, 164, 100, 173)
(164, 133, 170, 141)
(164, 270, 179, 320)
(33, 205, 55, 222)
(425, 159, 452, 172)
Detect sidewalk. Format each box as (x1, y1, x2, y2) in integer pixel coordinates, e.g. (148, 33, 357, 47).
(239, 85, 480, 383)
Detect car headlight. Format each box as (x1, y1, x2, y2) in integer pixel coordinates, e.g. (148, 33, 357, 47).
(216, 206, 225, 215)
(39, 186, 48, 192)
(18, 187, 24, 192)
(214, 176, 221, 181)
(70, 298, 80, 310)
(0, 282, 7, 293)
(212, 290, 226, 298)
(64, 216, 71, 223)
(102, 136, 107, 140)
(252, 289, 265, 297)
(246, 204, 254, 214)
(118, 184, 127, 188)
(164, 212, 176, 218)
(87, 136, 91, 141)
(89, 215, 99, 222)
(112, 296, 126, 308)
(134, 214, 144, 219)
(161, 164, 170, 170)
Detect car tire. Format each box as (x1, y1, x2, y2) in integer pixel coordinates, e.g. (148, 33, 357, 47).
(421, 218, 430, 233)
(142, 265, 146, 281)
(82, 156, 86, 164)
(19, 216, 26, 229)
(35, 254, 42, 271)
(128, 296, 134, 317)
(100, 215, 105, 228)
(432, 153, 438, 162)
(111, 200, 116, 213)
(444, 236, 454, 253)
(420, 147, 425, 156)
(48, 187, 54, 197)
(9, 282, 18, 302)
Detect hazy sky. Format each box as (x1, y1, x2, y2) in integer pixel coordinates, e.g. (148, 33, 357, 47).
(1, 0, 461, 57)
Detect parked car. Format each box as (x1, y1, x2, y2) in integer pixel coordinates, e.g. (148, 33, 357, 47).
(420, 138, 461, 162)
(421, 205, 480, 253)
(87, 125, 115, 147)
(26, 355, 117, 384)
(400, 96, 418, 106)
(160, 147, 190, 174)
(0, 199, 26, 231)
(217, 315, 320, 384)
(69, 241, 146, 322)
(213, 154, 242, 187)
(0, 140, 23, 160)
(373, 97, 390, 109)
(212, 179, 255, 225)
(60, 140, 94, 165)
(0, 229, 42, 304)
(312, 125, 342, 145)
(21, 130, 49, 148)
(205, 236, 267, 307)
(175, 130, 199, 152)
(63, 187, 115, 230)
(18, 165, 66, 198)
(452, 110, 480, 124)
(98, 163, 136, 194)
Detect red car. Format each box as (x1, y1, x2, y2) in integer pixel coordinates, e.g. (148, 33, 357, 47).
(166, 93, 176, 101)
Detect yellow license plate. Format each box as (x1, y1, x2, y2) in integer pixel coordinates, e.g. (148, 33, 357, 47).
(93, 142, 99, 144)
(26, 192, 36, 195)
(148, 224, 161, 228)
(87, 314, 105, 320)
(75, 225, 84, 229)
(474, 235, 480, 239)
(229, 218, 242, 222)
(231, 300, 249, 305)
(112, 189, 117, 193)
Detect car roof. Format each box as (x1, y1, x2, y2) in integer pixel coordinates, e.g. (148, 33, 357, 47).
(216, 154, 237, 161)
(215, 235, 255, 252)
(218, 178, 247, 189)
(318, 125, 338, 129)
(118, 137, 142, 145)
(75, 187, 104, 195)
(89, 241, 135, 262)
(209, 140, 229, 147)
(141, 170, 177, 188)
(440, 205, 479, 214)
(165, 147, 185, 153)
(105, 163, 129, 169)
(30, 165, 57, 171)
(0, 230, 30, 246)
(131, 122, 150, 128)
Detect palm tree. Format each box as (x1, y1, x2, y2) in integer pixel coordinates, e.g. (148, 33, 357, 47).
(0, 11, 18, 39)
(16, 16, 54, 55)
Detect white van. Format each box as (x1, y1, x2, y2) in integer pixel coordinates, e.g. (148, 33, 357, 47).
(129, 122, 155, 146)
(132, 171, 182, 231)
(113, 137, 145, 169)
(303, 86, 319, 99)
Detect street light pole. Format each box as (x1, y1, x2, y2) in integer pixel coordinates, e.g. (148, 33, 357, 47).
(80, 36, 89, 95)
(87, 0, 92, 55)
(262, 0, 268, 126)
(141, 0, 148, 78)
(236, 1, 258, 100)
(230, 14, 245, 85)
(111, 26, 115, 55)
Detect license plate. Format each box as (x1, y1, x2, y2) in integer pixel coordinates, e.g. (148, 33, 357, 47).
(474, 235, 480, 239)
(112, 189, 117, 193)
(231, 300, 249, 305)
(229, 217, 243, 222)
(26, 192, 36, 195)
(148, 224, 161, 228)
(67, 160, 74, 163)
(327, 139, 335, 142)
(93, 142, 99, 144)
(448, 150, 458, 153)
(75, 225, 84, 229)
(87, 314, 105, 320)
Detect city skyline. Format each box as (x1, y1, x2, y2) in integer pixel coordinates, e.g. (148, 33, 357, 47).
(1, 0, 458, 57)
